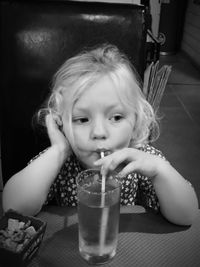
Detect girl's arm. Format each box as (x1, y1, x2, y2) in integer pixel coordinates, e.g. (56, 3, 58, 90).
(3, 114, 70, 216)
(94, 148, 199, 226)
(151, 158, 198, 225)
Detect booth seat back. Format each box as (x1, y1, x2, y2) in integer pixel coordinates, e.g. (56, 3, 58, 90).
(1, 1, 147, 183)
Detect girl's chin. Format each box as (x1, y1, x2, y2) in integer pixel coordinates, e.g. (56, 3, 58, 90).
(79, 160, 100, 170)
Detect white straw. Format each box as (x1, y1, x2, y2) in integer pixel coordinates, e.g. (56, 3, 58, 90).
(100, 151, 106, 195)
(99, 151, 108, 256)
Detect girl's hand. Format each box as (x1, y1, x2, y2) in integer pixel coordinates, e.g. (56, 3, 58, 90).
(95, 148, 199, 226)
(45, 113, 71, 155)
(94, 148, 165, 178)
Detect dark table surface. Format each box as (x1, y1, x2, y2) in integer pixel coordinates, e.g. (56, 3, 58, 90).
(29, 205, 200, 267)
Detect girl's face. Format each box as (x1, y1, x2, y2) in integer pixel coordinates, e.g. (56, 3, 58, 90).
(64, 75, 135, 169)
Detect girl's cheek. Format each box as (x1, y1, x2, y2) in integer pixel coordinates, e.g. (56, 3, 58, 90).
(112, 132, 133, 150)
(73, 134, 88, 150)
(116, 139, 131, 150)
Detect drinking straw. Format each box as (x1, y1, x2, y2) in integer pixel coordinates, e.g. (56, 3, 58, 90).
(100, 151, 106, 195)
(99, 151, 109, 256)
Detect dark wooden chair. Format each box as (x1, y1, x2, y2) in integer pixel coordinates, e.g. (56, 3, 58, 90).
(1, 1, 149, 183)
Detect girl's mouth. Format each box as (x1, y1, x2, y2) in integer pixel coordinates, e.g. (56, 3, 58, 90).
(95, 149, 111, 158)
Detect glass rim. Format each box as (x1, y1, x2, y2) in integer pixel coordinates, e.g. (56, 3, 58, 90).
(76, 168, 121, 195)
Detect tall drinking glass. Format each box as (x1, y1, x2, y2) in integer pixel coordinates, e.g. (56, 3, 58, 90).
(76, 169, 121, 265)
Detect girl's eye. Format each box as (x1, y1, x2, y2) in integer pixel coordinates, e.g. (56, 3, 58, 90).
(72, 117, 89, 124)
(110, 114, 124, 122)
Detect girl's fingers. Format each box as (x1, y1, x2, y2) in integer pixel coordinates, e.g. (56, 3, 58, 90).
(46, 114, 58, 135)
(52, 113, 63, 127)
(45, 114, 52, 132)
(94, 152, 122, 169)
(118, 162, 139, 178)
(94, 148, 163, 178)
(94, 148, 137, 175)
(45, 113, 67, 147)
(46, 113, 61, 129)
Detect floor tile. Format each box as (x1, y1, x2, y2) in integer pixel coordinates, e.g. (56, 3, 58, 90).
(0, 192, 2, 216)
(155, 106, 200, 199)
(157, 52, 200, 202)
(185, 107, 200, 127)
(160, 85, 182, 108)
(160, 53, 200, 85)
(172, 84, 200, 106)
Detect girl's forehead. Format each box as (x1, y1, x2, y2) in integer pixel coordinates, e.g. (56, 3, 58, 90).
(75, 76, 127, 102)
(80, 74, 133, 98)
(62, 71, 138, 113)
(73, 89, 134, 118)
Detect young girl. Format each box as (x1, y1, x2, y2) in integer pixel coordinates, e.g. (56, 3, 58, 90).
(2, 44, 198, 225)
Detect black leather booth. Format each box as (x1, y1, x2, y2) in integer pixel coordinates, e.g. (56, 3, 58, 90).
(1, 1, 148, 183)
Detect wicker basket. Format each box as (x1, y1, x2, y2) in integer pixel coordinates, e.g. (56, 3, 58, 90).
(0, 210, 46, 267)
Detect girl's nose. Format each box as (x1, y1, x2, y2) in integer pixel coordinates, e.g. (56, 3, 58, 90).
(90, 119, 108, 140)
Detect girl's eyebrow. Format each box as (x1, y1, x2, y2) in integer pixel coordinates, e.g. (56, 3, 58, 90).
(73, 103, 124, 113)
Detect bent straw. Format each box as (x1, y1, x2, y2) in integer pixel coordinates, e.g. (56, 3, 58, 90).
(99, 151, 109, 256)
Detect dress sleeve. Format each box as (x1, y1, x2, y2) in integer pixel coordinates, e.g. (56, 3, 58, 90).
(137, 174, 160, 212)
(43, 175, 60, 206)
(44, 154, 83, 207)
(136, 144, 167, 212)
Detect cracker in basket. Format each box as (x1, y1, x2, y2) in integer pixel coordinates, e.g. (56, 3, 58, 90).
(0, 218, 37, 252)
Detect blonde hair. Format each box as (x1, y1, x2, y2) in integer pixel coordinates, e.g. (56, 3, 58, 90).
(37, 43, 159, 147)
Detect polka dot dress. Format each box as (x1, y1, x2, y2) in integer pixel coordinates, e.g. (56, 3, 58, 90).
(30, 144, 166, 212)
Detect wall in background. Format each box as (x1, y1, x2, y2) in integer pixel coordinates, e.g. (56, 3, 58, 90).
(181, 0, 200, 70)
(150, 0, 161, 37)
